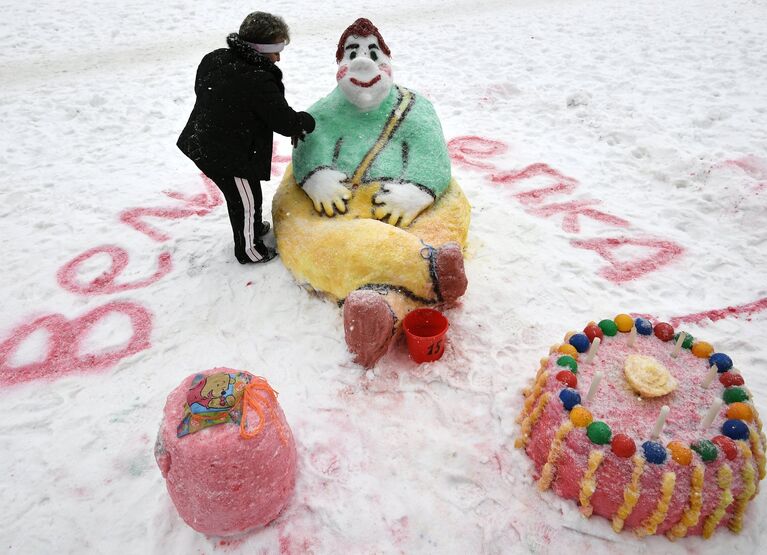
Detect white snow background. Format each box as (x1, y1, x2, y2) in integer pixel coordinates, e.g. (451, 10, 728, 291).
(2, 0, 766, 553)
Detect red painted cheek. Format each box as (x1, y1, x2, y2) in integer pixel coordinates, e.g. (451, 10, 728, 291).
(380, 64, 392, 77)
(336, 65, 348, 81)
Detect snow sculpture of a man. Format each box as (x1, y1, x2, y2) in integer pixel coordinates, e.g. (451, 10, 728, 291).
(273, 18, 470, 367)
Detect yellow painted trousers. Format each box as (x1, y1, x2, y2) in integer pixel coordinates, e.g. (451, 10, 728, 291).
(272, 165, 471, 304)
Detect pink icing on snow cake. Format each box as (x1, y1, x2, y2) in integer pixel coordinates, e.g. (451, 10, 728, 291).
(516, 315, 766, 539)
(155, 368, 297, 536)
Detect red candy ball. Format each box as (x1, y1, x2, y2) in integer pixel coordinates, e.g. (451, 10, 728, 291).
(654, 322, 675, 342)
(712, 435, 738, 461)
(719, 372, 745, 387)
(583, 324, 604, 343)
(555, 370, 577, 388)
(611, 433, 636, 458)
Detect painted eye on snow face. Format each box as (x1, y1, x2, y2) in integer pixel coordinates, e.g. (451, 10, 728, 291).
(370, 50, 378, 61)
(349, 51, 357, 60)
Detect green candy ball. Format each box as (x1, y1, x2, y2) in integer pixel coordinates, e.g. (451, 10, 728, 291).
(723, 387, 749, 404)
(691, 439, 718, 462)
(598, 319, 618, 337)
(587, 421, 612, 445)
(673, 332, 695, 349)
(556, 355, 578, 373)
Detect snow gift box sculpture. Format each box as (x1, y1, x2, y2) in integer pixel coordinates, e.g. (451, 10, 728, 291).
(273, 18, 470, 367)
(155, 369, 297, 536)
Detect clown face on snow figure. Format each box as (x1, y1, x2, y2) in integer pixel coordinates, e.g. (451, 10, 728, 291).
(293, 18, 452, 228)
(336, 34, 393, 110)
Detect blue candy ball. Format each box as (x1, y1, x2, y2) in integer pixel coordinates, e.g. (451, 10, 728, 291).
(721, 419, 750, 440)
(568, 333, 591, 353)
(642, 441, 667, 464)
(559, 388, 581, 411)
(710, 353, 733, 373)
(635, 318, 653, 336)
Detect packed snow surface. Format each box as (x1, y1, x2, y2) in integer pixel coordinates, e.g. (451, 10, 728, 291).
(1, 0, 766, 553)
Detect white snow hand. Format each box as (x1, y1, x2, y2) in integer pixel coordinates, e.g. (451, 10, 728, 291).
(302, 168, 352, 216)
(373, 182, 434, 227)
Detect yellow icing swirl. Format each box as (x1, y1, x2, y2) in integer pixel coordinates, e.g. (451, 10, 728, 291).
(612, 455, 645, 533)
(729, 441, 757, 533)
(579, 450, 605, 517)
(702, 464, 734, 539)
(667, 463, 704, 539)
(636, 471, 676, 537)
(515, 391, 551, 449)
(537, 421, 574, 491)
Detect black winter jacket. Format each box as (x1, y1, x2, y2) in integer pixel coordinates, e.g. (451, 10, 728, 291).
(177, 33, 315, 179)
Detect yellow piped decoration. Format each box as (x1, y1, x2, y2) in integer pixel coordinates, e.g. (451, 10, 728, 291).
(729, 442, 757, 533)
(515, 392, 551, 449)
(667, 463, 705, 539)
(636, 471, 676, 537)
(702, 464, 734, 539)
(518, 370, 549, 423)
(749, 404, 767, 480)
(537, 421, 574, 491)
(612, 455, 645, 533)
(623, 354, 678, 398)
(749, 428, 766, 480)
(579, 450, 605, 517)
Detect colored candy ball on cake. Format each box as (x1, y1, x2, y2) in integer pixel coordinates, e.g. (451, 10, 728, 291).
(598, 319, 618, 337)
(653, 322, 674, 342)
(720, 372, 745, 387)
(568, 333, 591, 353)
(673, 332, 694, 349)
(559, 388, 581, 410)
(722, 419, 750, 441)
(634, 317, 653, 335)
(557, 355, 578, 373)
(667, 441, 693, 465)
(727, 402, 754, 421)
(723, 387, 749, 404)
(712, 435, 738, 461)
(555, 370, 577, 388)
(642, 441, 667, 464)
(691, 439, 718, 462)
(611, 433, 636, 458)
(709, 353, 733, 372)
(155, 369, 297, 536)
(583, 323, 604, 342)
(614, 314, 634, 333)
(692, 341, 714, 358)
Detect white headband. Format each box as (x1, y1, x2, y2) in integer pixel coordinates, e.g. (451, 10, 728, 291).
(244, 40, 286, 53)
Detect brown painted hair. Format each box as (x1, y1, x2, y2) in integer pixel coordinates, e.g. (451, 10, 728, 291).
(335, 18, 391, 63)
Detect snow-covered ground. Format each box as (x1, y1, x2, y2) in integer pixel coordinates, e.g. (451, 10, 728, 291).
(2, 0, 766, 553)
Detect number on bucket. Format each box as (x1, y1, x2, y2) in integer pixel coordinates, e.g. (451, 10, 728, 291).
(427, 340, 443, 356)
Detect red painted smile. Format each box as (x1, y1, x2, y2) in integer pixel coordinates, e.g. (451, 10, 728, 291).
(350, 75, 381, 88)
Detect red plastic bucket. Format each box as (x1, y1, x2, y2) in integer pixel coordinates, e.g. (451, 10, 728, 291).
(402, 308, 449, 363)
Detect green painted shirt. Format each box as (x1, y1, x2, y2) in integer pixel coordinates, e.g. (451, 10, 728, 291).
(292, 85, 451, 198)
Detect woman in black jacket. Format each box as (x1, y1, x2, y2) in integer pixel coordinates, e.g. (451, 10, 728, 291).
(177, 12, 315, 264)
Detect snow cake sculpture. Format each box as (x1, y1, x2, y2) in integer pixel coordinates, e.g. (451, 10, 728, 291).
(155, 369, 296, 536)
(516, 315, 766, 539)
(272, 18, 470, 367)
